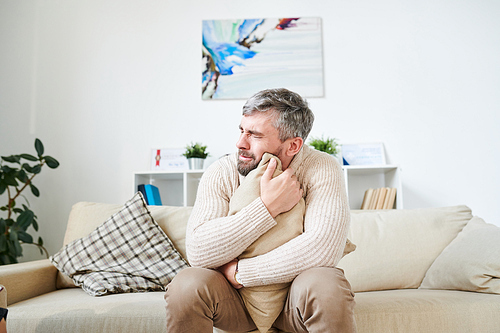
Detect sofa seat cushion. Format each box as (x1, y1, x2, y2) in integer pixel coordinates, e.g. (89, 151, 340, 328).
(338, 205, 473, 292)
(354, 289, 500, 333)
(8, 288, 167, 333)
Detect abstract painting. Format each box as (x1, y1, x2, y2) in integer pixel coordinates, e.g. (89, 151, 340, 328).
(202, 17, 324, 100)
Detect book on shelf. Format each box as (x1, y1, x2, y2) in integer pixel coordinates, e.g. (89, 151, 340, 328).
(360, 187, 397, 210)
(138, 184, 163, 206)
(360, 188, 374, 209)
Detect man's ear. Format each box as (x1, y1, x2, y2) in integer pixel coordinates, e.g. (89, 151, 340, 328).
(286, 137, 304, 157)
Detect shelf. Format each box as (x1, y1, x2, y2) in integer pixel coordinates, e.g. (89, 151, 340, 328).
(134, 170, 204, 207)
(342, 165, 403, 209)
(134, 164, 403, 209)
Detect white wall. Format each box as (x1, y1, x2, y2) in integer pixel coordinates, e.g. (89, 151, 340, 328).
(1, 0, 499, 261)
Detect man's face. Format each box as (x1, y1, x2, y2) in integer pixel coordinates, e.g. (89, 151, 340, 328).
(236, 112, 286, 176)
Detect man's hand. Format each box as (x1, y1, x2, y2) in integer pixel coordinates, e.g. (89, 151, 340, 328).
(260, 158, 303, 218)
(217, 260, 243, 289)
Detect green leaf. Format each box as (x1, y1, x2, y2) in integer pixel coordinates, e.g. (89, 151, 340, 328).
(38, 236, 43, 246)
(9, 229, 18, 242)
(43, 156, 59, 169)
(21, 163, 33, 173)
(0, 218, 6, 234)
(5, 218, 14, 227)
(0, 182, 6, 195)
(16, 169, 28, 183)
(2, 172, 19, 186)
(18, 230, 33, 243)
(35, 138, 44, 157)
(20, 154, 39, 161)
(1, 155, 20, 163)
(31, 164, 42, 174)
(0, 234, 7, 252)
(13, 238, 23, 257)
(1, 165, 14, 173)
(32, 219, 39, 231)
(30, 184, 40, 197)
(17, 210, 34, 229)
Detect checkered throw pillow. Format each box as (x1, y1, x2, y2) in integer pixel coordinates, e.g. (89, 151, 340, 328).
(50, 192, 189, 296)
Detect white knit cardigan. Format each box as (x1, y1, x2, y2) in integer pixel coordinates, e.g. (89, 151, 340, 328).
(186, 145, 351, 288)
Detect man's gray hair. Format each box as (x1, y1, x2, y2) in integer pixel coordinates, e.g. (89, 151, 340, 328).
(242, 88, 315, 142)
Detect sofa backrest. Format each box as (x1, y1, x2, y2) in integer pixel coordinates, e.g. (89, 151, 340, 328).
(62, 202, 473, 293)
(63, 202, 192, 260)
(338, 205, 472, 292)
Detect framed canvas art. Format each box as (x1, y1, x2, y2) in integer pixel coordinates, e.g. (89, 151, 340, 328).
(202, 17, 324, 100)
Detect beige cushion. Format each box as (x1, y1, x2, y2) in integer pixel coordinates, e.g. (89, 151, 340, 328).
(8, 288, 168, 333)
(354, 289, 500, 333)
(420, 216, 500, 294)
(338, 205, 473, 292)
(229, 153, 305, 333)
(57, 201, 192, 289)
(51, 193, 189, 296)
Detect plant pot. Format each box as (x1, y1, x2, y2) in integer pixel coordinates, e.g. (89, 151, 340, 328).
(188, 158, 205, 170)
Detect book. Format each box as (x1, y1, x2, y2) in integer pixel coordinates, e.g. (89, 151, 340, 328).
(360, 188, 374, 210)
(145, 184, 162, 206)
(361, 187, 397, 210)
(138, 185, 148, 204)
(383, 188, 397, 209)
(138, 184, 162, 206)
(375, 187, 388, 210)
(368, 188, 380, 210)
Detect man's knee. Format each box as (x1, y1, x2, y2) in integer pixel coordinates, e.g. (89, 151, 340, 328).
(290, 267, 355, 309)
(165, 267, 221, 303)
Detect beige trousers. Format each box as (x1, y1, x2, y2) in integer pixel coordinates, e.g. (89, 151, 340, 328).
(164, 266, 356, 333)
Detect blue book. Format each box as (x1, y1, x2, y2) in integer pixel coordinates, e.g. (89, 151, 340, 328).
(137, 185, 148, 204)
(144, 184, 162, 206)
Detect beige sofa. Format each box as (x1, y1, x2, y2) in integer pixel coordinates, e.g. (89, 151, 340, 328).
(1, 201, 499, 332)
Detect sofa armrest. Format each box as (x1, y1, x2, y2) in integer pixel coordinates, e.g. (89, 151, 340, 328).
(0, 285, 6, 309)
(0, 259, 57, 306)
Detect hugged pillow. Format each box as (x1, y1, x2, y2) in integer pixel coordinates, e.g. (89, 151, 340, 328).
(420, 216, 500, 294)
(229, 153, 305, 333)
(50, 192, 189, 296)
(338, 205, 473, 292)
(229, 153, 355, 333)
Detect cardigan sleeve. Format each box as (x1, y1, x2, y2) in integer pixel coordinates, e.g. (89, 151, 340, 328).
(237, 152, 351, 287)
(185, 156, 277, 269)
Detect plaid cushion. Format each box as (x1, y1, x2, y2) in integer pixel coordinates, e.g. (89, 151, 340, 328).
(50, 192, 189, 296)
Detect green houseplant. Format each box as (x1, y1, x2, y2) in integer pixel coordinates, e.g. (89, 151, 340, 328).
(183, 142, 209, 170)
(0, 138, 60, 265)
(308, 136, 339, 155)
(182, 142, 210, 159)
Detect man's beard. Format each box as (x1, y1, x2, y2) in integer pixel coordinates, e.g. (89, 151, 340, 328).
(237, 150, 258, 176)
(237, 147, 283, 176)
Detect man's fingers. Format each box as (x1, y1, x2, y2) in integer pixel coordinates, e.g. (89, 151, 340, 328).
(262, 158, 277, 182)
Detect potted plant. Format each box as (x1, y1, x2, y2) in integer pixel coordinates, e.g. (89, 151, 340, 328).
(308, 136, 342, 163)
(182, 142, 209, 170)
(0, 138, 59, 265)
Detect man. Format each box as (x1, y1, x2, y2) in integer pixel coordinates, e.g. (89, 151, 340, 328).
(165, 88, 356, 332)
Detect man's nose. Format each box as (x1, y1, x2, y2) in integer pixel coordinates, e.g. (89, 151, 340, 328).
(236, 134, 249, 150)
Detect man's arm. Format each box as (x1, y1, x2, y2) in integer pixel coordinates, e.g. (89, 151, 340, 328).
(185, 155, 277, 269)
(237, 152, 350, 287)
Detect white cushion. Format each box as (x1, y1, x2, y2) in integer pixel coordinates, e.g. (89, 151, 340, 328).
(420, 216, 500, 294)
(338, 206, 472, 292)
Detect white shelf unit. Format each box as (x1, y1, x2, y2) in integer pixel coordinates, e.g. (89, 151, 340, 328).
(134, 165, 403, 209)
(134, 170, 204, 207)
(342, 165, 403, 209)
